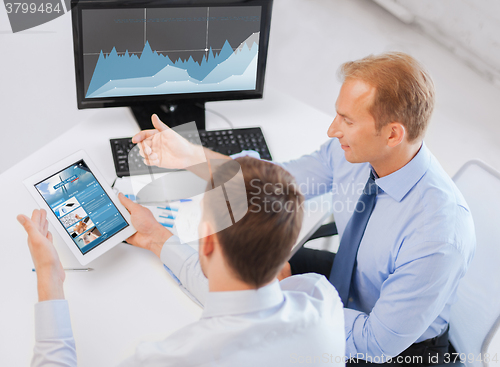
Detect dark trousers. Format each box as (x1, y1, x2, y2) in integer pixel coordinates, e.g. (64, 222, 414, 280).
(289, 248, 450, 366)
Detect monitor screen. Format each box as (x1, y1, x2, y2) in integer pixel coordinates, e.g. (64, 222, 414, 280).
(72, 0, 273, 110)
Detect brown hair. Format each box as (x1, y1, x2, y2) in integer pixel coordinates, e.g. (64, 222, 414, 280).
(202, 157, 304, 288)
(338, 52, 435, 142)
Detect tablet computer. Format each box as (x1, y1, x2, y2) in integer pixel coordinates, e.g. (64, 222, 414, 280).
(23, 151, 136, 265)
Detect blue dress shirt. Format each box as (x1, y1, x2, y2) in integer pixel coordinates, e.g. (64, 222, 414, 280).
(281, 139, 476, 358)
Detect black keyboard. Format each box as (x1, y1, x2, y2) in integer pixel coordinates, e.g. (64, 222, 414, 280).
(110, 127, 272, 177)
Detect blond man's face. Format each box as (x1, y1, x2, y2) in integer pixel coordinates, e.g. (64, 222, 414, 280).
(327, 79, 390, 166)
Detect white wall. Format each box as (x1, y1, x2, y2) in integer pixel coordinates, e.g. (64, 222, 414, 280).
(266, 0, 500, 176)
(373, 0, 500, 87)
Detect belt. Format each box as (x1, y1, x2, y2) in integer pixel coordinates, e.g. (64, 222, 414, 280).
(399, 325, 450, 366)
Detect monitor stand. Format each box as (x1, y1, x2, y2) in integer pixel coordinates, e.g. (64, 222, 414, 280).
(130, 102, 206, 131)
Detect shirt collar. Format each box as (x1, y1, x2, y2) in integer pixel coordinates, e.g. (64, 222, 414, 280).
(373, 142, 430, 202)
(201, 280, 284, 318)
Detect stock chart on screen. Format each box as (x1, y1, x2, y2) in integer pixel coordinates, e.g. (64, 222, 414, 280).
(82, 6, 262, 98)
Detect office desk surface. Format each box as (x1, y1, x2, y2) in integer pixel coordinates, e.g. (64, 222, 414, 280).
(0, 88, 333, 366)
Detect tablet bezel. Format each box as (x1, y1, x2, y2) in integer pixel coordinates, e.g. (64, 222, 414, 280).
(23, 150, 136, 265)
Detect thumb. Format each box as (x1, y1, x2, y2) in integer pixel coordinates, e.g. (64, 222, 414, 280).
(118, 193, 139, 212)
(17, 214, 27, 225)
(151, 114, 169, 132)
(124, 233, 138, 247)
(17, 214, 39, 236)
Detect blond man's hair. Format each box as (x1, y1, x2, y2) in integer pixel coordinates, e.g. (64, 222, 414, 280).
(339, 52, 435, 142)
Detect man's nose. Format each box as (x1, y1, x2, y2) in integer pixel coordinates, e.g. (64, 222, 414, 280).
(327, 115, 342, 138)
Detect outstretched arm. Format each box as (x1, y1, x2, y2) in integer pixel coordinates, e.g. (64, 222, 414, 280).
(17, 210, 77, 367)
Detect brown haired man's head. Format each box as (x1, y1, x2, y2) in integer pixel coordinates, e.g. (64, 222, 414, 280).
(199, 157, 304, 289)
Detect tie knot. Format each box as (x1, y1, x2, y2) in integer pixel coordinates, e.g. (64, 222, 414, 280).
(363, 172, 378, 196)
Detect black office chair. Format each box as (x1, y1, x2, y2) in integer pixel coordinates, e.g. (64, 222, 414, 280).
(304, 221, 338, 243)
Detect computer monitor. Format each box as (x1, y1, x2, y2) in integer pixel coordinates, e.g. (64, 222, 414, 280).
(71, 0, 273, 130)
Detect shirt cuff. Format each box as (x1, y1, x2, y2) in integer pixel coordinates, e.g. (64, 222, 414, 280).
(160, 235, 198, 277)
(343, 308, 368, 357)
(230, 150, 261, 160)
(34, 300, 73, 341)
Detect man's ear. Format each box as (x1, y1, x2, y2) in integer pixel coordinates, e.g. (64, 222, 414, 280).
(199, 221, 215, 257)
(386, 122, 406, 148)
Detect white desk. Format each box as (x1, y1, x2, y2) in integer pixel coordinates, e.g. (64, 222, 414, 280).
(0, 88, 334, 366)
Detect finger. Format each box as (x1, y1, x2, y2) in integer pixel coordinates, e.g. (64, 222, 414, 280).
(40, 209, 48, 236)
(138, 139, 153, 159)
(143, 152, 159, 165)
(124, 233, 138, 247)
(40, 208, 46, 222)
(152, 114, 170, 132)
(17, 214, 43, 239)
(31, 210, 42, 232)
(17, 214, 29, 227)
(143, 158, 159, 167)
(47, 231, 53, 242)
(132, 129, 157, 144)
(137, 142, 146, 158)
(118, 193, 140, 212)
(143, 157, 155, 167)
(42, 217, 49, 237)
(142, 144, 157, 166)
(140, 141, 152, 156)
(141, 147, 151, 165)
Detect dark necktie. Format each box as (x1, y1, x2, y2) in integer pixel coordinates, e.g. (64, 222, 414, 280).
(329, 172, 378, 306)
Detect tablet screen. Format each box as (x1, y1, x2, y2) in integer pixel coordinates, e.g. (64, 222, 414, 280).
(34, 159, 129, 254)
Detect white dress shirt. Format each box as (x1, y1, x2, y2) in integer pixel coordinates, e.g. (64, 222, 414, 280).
(32, 237, 346, 366)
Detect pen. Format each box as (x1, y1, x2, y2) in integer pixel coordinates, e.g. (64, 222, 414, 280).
(32, 268, 94, 272)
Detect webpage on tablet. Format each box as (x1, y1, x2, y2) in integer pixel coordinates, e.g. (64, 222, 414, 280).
(34, 160, 129, 254)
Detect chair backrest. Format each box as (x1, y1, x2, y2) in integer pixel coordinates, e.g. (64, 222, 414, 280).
(451, 160, 500, 367)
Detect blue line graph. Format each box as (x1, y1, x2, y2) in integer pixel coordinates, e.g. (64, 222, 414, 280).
(86, 34, 259, 99)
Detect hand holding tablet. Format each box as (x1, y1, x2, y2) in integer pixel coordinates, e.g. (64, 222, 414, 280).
(23, 151, 136, 265)
(117, 193, 173, 258)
